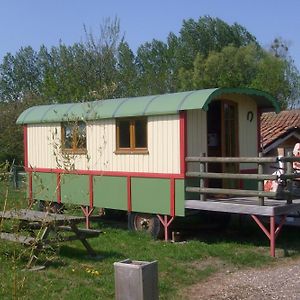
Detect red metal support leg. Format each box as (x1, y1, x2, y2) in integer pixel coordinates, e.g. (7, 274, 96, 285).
(270, 216, 275, 257)
(251, 215, 286, 257)
(157, 215, 174, 241)
(81, 206, 95, 229)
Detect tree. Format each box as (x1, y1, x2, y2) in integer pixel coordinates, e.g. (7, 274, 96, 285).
(82, 17, 121, 100)
(174, 16, 258, 70)
(178, 43, 298, 109)
(116, 41, 138, 97)
(179, 44, 259, 90)
(136, 39, 174, 95)
(0, 95, 43, 163)
(0, 47, 41, 102)
(134, 16, 260, 95)
(251, 52, 290, 108)
(268, 37, 300, 108)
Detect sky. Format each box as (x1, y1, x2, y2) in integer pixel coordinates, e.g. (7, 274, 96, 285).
(1, 0, 300, 69)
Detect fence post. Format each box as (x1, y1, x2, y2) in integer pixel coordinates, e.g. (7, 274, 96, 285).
(286, 152, 293, 204)
(12, 166, 18, 189)
(258, 152, 264, 206)
(200, 153, 206, 201)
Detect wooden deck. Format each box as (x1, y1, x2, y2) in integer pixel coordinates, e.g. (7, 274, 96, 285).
(185, 197, 300, 216)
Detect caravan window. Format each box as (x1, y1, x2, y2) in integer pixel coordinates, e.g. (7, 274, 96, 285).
(61, 121, 87, 153)
(116, 118, 148, 154)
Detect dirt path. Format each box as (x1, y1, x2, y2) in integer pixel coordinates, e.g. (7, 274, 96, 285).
(180, 257, 300, 300)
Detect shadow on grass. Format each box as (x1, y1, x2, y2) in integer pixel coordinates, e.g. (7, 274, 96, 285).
(93, 212, 300, 257)
(174, 214, 300, 256)
(59, 245, 123, 261)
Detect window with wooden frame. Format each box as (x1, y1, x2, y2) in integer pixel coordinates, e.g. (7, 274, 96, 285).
(116, 118, 148, 154)
(61, 121, 87, 154)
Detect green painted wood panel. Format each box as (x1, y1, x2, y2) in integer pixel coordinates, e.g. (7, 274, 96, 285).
(60, 174, 89, 205)
(93, 176, 127, 210)
(243, 179, 258, 190)
(32, 172, 57, 202)
(131, 178, 170, 215)
(175, 179, 185, 216)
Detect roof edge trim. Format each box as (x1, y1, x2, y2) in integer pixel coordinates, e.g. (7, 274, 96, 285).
(201, 87, 280, 113)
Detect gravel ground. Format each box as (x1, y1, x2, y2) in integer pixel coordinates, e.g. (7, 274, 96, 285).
(181, 257, 300, 300)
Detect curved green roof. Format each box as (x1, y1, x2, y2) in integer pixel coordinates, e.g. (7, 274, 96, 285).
(16, 88, 280, 124)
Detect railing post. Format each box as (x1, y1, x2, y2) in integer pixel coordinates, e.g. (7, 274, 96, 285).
(286, 152, 293, 204)
(200, 153, 206, 201)
(258, 152, 264, 206)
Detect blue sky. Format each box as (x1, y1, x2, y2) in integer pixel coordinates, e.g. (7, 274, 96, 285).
(1, 0, 300, 69)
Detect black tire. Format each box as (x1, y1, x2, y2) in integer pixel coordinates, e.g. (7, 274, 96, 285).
(128, 213, 163, 239)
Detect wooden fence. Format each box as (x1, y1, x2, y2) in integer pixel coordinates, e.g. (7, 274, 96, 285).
(185, 153, 300, 205)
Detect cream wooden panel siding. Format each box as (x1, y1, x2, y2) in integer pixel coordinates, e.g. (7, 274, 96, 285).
(222, 94, 258, 170)
(27, 124, 89, 170)
(88, 115, 180, 174)
(237, 96, 258, 171)
(27, 124, 60, 168)
(27, 115, 181, 174)
(187, 110, 207, 172)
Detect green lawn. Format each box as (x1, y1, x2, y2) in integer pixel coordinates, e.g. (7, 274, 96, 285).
(1, 180, 300, 299)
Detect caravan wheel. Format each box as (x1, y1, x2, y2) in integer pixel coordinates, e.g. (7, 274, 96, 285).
(128, 213, 163, 239)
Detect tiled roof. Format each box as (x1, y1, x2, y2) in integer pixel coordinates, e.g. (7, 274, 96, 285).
(261, 110, 300, 148)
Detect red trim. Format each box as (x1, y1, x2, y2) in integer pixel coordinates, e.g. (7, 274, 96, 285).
(89, 175, 93, 207)
(23, 125, 28, 168)
(170, 178, 175, 216)
(57, 173, 61, 203)
(25, 167, 185, 179)
(180, 111, 187, 176)
(127, 176, 132, 212)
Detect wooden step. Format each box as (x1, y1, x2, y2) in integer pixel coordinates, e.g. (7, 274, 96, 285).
(0, 232, 36, 245)
(57, 226, 102, 237)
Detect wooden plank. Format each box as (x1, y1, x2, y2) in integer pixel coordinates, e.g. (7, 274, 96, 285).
(185, 156, 277, 163)
(186, 172, 277, 181)
(0, 232, 36, 245)
(57, 225, 101, 237)
(280, 156, 300, 162)
(0, 209, 86, 224)
(186, 187, 276, 198)
(185, 199, 300, 216)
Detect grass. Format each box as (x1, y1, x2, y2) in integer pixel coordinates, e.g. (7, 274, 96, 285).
(1, 180, 300, 299)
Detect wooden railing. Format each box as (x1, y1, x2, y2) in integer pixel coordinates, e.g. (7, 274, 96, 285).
(185, 153, 300, 205)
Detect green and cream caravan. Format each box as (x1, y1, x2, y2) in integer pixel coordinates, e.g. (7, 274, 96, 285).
(17, 88, 280, 239)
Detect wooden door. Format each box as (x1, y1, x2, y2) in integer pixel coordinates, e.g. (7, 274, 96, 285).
(221, 101, 239, 188)
(207, 100, 239, 188)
